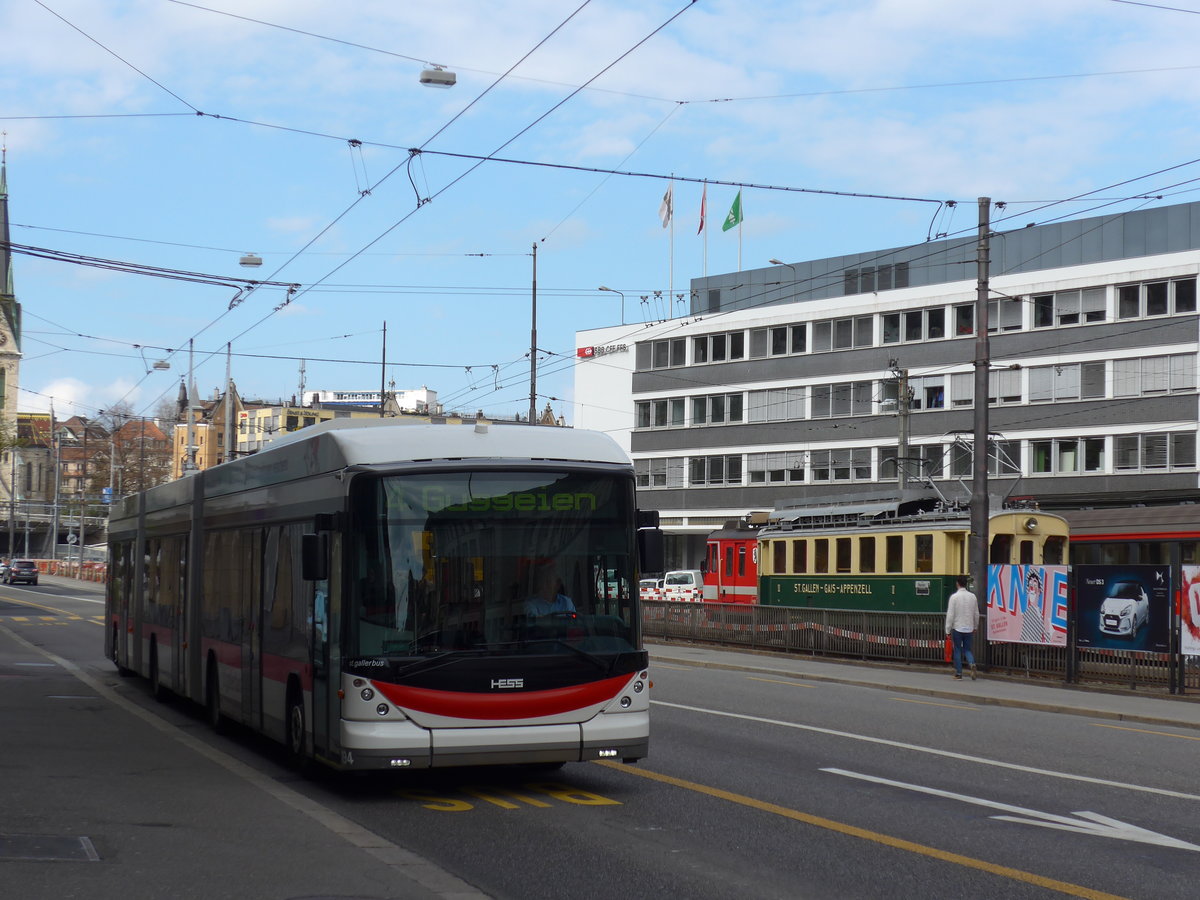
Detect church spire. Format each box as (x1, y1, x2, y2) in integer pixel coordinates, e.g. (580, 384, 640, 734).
(0, 135, 21, 349)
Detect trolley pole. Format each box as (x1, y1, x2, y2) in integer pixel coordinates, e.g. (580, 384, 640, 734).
(971, 198, 991, 663)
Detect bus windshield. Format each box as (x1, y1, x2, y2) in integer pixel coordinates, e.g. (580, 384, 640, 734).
(347, 469, 639, 660)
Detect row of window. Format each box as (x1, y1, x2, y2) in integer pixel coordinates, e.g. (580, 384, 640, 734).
(634, 431, 1197, 488)
(635, 354, 1197, 429)
(640, 276, 1198, 371)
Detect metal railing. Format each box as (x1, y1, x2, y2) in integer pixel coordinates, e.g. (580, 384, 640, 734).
(644, 600, 1199, 694)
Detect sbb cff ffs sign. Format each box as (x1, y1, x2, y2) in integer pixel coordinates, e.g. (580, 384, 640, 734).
(577, 344, 628, 358)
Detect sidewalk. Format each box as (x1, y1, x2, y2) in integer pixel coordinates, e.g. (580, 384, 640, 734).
(648, 640, 1200, 732)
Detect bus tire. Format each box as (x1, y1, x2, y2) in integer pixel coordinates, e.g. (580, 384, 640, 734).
(205, 660, 226, 735)
(285, 684, 307, 770)
(148, 642, 169, 702)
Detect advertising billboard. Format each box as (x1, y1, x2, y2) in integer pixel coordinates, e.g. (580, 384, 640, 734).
(1075, 565, 1170, 652)
(987, 564, 1068, 646)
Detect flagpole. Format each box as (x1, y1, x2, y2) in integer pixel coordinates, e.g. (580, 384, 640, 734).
(669, 177, 674, 319)
(701, 183, 708, 277)
(738, 192, 743, 271)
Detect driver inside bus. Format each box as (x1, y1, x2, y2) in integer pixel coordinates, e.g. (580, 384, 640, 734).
(525, 564, 576, 617)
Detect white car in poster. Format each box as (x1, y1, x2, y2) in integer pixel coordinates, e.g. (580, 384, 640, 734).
(1099, 580, 1150, 637)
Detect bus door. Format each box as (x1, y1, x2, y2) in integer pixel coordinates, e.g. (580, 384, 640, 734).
(242, 530, 263, 729)
(309, 534, 338, 759)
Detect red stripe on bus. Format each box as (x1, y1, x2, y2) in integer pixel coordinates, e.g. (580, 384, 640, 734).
(1072, 531, 1200, 542)
(371, 674, 630, 720)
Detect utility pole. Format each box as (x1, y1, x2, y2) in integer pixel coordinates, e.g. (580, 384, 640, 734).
(379, 323, 387, 418)
(78, 422, 88, 577)
(49, 402, 60, 560)
(891, 362, 910, 490)
(183, 338, 198, 474)
(528, 242, 538, 425)
(971, 197, 992, 654)
(224, 343, 234, 463)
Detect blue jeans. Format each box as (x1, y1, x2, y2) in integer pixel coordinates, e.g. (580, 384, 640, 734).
(951, 630, 975, 676)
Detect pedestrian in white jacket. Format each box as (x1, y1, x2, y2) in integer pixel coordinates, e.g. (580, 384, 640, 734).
(945, 576, 979, 680)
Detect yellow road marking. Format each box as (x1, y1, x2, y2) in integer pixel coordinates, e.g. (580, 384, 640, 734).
(892, 697, 978, 710)
(747, 676, 815, 688)
(594, 761, 1128, 900)
(1092, 723, 1200, 742)
(4, 597, 76, 617)
(652, 664, 691, 671)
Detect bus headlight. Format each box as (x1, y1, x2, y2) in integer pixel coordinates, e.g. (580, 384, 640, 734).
(376, 703, 390, 716)
(620, 696, 632, 708)
(633, 681, 644, 693)
(360, 687, 375, 701)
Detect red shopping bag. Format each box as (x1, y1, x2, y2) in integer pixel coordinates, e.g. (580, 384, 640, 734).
(943, 635, 954, 663)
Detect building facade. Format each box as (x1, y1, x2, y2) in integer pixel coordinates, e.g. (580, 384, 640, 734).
(576, 201, 1200, 568)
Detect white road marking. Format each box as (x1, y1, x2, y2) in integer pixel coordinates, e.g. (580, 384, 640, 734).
(653, 699, 1200, 802)
(823, 768, 1200, 851)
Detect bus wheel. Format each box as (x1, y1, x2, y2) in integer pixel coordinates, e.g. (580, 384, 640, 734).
(205, 662, 226, 735)
(285, 687, 307, 770)
(148, 643, 169, 703)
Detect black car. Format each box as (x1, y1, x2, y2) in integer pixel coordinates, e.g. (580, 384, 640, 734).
(5, 559, 39, 585)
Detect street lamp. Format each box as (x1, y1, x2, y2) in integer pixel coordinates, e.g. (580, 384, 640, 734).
(597, 286, 625, 325)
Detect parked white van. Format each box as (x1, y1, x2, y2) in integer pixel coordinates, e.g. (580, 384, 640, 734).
(662, 570, 704, 602)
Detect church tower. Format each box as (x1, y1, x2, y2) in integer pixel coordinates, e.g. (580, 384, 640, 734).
(0, 142, 21, 427)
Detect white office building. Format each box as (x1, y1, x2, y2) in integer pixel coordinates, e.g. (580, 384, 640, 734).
(576, 201, 1200, 568)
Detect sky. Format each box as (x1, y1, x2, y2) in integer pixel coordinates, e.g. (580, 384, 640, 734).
(3, 0, 1200, 427)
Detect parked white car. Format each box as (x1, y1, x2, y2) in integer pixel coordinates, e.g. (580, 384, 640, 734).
(639, 578, 663, 601)
(1099, 580, 1149, 637)
(662, 570, 704, 602)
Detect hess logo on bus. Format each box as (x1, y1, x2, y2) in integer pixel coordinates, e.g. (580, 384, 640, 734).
(491, 678, 524, 689)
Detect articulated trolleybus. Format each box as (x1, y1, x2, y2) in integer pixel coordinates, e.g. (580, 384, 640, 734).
(107, 419, 662, 772)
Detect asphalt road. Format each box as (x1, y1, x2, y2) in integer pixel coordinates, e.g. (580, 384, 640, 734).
(4, 578, 1199, 899)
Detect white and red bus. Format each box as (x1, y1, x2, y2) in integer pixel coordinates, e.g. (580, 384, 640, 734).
(106, 419, 661, 772)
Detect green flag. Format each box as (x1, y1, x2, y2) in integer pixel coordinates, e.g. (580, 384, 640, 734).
(722, 190, 742, 232)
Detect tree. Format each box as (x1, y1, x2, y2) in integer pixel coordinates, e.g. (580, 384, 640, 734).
(89, 403, 175, 498)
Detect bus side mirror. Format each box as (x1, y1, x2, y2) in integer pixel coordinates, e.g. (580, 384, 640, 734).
(638, 527, 664, 575)
(301, 533, 329, 581)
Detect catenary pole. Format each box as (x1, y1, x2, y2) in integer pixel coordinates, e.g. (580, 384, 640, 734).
(971, 197, 991, 662)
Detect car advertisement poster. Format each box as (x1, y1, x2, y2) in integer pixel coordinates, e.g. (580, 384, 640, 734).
(986, 564, 1068, 646)
(1075, 565, 1170, 652)
(1180, 566, 1200, 656)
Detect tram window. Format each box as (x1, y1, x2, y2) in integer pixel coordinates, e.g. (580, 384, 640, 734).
(990, 533, 1012, 564)
(738, 546, 747, 576)
(1044, 536, 1066, 565)
(835, 538, 852, 573)
(1182, 542, 1200, 565)
(815, 539, 830, 574)
(915, 534, 933, 573)
(859, 536, 876, 573)
(885, 535, 903, 573)
(1019, 539, 1034, 565)
(773, 540, 786, 574)
(792, 540, 808, 574)
(725, 546, 734, 577)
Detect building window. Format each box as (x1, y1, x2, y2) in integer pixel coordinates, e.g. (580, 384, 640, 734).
(635, 457, 686, 488)
(638, 338, 686, 370)
(810, 447, 870, 482)
(811, 381, 872, 418)
(692, 393, 744, 425)
(693, 331, 745, 364)
(1032, 287, 1106, 328)
(635, 398, 686, 429)
(1117, 277, 1197, 319)
(812, 316, 872, 352)
(689, 454, 743, 486)
(747, 387, 806, 422)
(748, 452, 806, 484)
(882, 308, 949, 344)
(1113, 432, 1195, 472)
(987, 296, 1023, 332)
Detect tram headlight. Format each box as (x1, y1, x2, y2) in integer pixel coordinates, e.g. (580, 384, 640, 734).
(360, 687, 375, 701)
